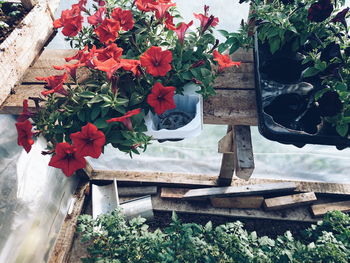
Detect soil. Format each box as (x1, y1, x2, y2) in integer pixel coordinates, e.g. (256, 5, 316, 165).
(0, 2, 29, 44)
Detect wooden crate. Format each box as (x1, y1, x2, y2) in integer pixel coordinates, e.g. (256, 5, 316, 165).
(0, 0, 60, 106)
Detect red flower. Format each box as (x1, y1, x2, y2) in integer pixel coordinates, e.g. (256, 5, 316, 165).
(121, 59, 141, 76)
(308, 0, 333, 22)
(94, 58, 123, 79)
(93, 0, 106, 6)
(65, 46, 96, 68)
(194, 6, 218, 31)
(140, 46, 172, 77)
(147, 82, 176, 115)
(15, 120, 34, 153)
(151, 2, 176, 20)
(49, 142, 86, 177)
(88, 7, 106, 25)
(95, 18, 120, 44)
(95, 43, 123, 62)
(213, 50, 241, 71)
(17, 99, 33, 122)
(331, 7, 349, 29)
(174, 21, 193, 44)
(111, 8, 134, 31)
(136, 0, 157, 12)
(36, 72, 68, 96)
(70, 123, 106, 158)
(106, 108, 141, 130)
(164, 12, 176, 30)
(53, 5, 83, 37)
(53, 62, 84, 81)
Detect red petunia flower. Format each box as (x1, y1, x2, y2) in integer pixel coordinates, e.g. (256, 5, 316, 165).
(111, 8, 134, 31)
(140, 46, 172, 77)
(106, 108, 141, 130)
(94, 58, 123, 79)
(194, 6, 218, 32)
(93, 0, 106, 6)
(17, 99, 34, 122)
(174, 21, 193, 44)
(95, 18, 120, 44)
(95, 43, 123, 62)
(53, 5, 83, 37)
(15, 120, 34, 153)
(53, 62, 84, 81)
(70, 123, 106, 158)
(151, 2, 176, 20)
(164, 12, 176, 30)
(308, 0, 333, 22)
(213, 50, 241, 71)
(49, 142, 86, 177)
(88, 7, 106, 25)
(65, 46, 96, 68)
(121, 59, 141, 76)
(331, 7, 349, 29)
(147, 82, 176, 115)
(136, 0, 157, 12)
(36, 72, 68, 96)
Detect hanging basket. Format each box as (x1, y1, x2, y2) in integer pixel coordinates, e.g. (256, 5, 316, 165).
(144, 83, 203, 140)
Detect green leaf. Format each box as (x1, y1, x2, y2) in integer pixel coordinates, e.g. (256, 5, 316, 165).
(336, 124, 348, 137)
(302, 67, 320, 78)
(93, 118, 108, 129)
(79, 91, 96, 98)
(90, 107, 100, 121)
(218, 29, 229, 37)
(77, 110, 86, 122)
(269, 36, 281, 54)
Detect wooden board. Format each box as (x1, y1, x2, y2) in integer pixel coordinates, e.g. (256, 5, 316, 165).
(21, 0, 37, 10)
(264, 192, 317, 211)
(218, 126, 235, 186)
(234, 125, 254, 180)
(311, 200, 350, 217)
(161, 187, 189, 199)
(182, 182, 297, 200)
(0, 2, 55, 106)
(48, 181, 89, 263)
(152, 196, 316, 222)
(118, 186, 157, 197)
(210, 196, 264, 209)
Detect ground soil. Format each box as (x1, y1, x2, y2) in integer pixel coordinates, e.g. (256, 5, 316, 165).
(0, 2, 28, 44)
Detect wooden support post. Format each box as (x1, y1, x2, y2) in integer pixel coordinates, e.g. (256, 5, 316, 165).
(234, 126, 255, 180)
(20, 0, 37, 10)
(218, 125, 235, 186)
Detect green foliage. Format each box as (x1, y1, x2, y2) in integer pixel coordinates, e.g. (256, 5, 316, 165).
(77, 210, 350, 263)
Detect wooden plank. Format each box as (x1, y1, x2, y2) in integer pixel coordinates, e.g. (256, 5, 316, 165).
(233, 125, 255, 180)
(311, 201, 350, 217)
(152, 196, 316, 222)
(218, 130, 234, 154)
(161, 187, 189, 199)
(264, 192, 317, 211)
(183, 182, 297, 200)
(210, 196, 264, 209)
(20, 0, 37, 10)
(218, 126, 235, 186)
(0, 2, 54, 106)
(118, 186, 157, 197)
(48, 181, 89, 263)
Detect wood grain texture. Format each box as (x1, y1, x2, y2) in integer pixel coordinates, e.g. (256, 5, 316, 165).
(161, 188, 189, 199)
(218, 126, 235, 186)
(182, 182, 297, 199)
(152, 196, 316, 222)
(48, 181, 89, 263)
(311, 200, 350, 217)
(118, 186, 157, 197)
(264, 192, 317, 211)
(210, 196, 264, 209)
(233, 126, 254, 180)
(20, 0, 37, 10)
(0, 2, 54, 106)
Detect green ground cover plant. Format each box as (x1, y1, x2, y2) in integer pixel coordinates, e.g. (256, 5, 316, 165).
(77, 210, 350, 263)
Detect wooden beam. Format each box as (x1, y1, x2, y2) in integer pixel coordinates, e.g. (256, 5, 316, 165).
(311, 201, 350, 217)
(210, 196, 264, 209)
(233, 126, 255, 180)
(152, 196, 316, 222)
(48, 181, 89, 263)
(160, 187, 189, 199)
(218, 126, 235, 186)
(0, 3, 55, 106)
(264, 192, 317, 211)
(118, 186, 157, 197)
(182, 182, 297, 200)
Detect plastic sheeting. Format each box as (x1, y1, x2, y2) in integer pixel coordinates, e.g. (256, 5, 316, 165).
(0, 115, 78, 263)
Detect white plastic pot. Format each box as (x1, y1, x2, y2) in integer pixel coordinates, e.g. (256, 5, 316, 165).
(144, 83, 203, 140)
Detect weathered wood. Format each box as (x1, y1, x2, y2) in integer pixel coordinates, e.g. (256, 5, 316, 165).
(118, 186, 157, 197)
(183, 182, 297, 200)
(233, 126, 255, 180)
(218, 126, 235, 186)
(152, 196, 316, 222)
(48, 181, 89, 263)
(210, 196, 264, 209)
(0, 2, 54, 106)
(311, 201, 350, 217)
(20, 0, 37, 10)
(161, 187, 189, 199)
(264, 192, 317, 211)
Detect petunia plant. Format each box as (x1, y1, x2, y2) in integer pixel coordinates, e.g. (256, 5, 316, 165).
(15, 0, 240, 176)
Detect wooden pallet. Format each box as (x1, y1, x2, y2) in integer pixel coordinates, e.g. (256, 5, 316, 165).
(0, 0, 60, 106)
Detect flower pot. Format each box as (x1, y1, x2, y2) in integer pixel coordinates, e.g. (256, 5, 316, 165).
(144, 83, 203, 140)
(254, 32, 350, 149)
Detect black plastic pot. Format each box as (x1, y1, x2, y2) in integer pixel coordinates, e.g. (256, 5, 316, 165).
(254, 33, 350, 149)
